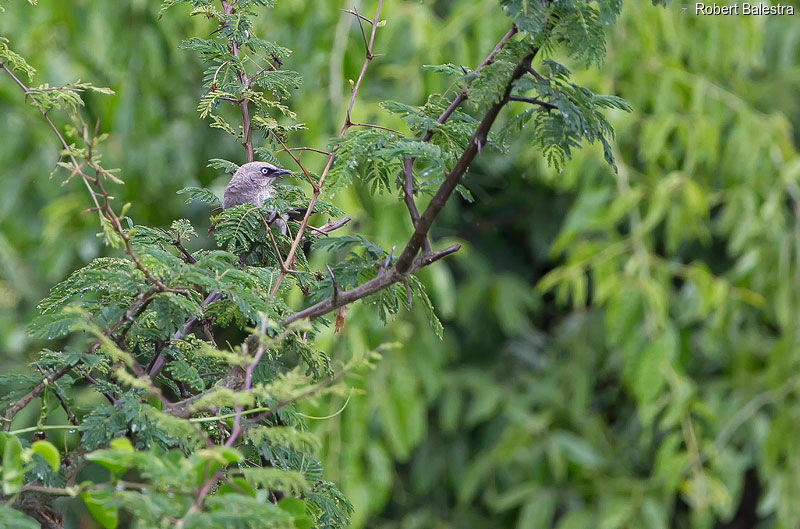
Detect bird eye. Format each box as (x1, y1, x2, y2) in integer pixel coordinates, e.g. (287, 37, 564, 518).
(260, 167, 271, 176)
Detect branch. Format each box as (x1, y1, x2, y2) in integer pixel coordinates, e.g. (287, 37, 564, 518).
(225, 317, 270, 448)
(422, 24, 518, 143)
(278, 146, 332, 157)
(282, 51, 537, 325)
(0, 63, 103, 216)
(171, 238, 197, 264)
(394, 54, 534, 274)
(3, 286, 162, 428)
(401, 24, 518, 249)
(34, 363, 78, 426)
(268, 0, 385, 298)
(401, 157, 429, 251)
(305, 216, 351, 236)
(222, 0, 255, 162)
(525, 64, 549, 83)
(508, 95, 557, 110)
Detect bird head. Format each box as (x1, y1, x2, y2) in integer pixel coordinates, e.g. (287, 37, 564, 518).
(235, 161, 291, 188)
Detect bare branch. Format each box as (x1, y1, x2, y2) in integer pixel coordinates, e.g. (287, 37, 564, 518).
(279, 146, 332, 157)
(326, 265, 341, 304)
(347, 121, 402, 134)
(306, 216, 351, 236)
(508, 95, 557, 110)
(281, 51, 537, 326)
(268, 0, 385, 298)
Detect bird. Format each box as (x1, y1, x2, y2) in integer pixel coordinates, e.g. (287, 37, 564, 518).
(223, 161, 292, 233)
(223, 161, 291, 210)
(146, 161, 291, 378)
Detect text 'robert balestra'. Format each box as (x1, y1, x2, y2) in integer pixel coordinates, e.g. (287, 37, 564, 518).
(695, 3, 795, 15)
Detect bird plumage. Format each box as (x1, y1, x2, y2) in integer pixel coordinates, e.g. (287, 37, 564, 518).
(223, 161, 290, 210)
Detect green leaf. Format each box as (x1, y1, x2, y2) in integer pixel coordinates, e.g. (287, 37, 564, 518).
(1, 433, 24, 495)
(177, 186, 222, 207)
(279, 497, 313, 529)
(0, 505, 40, 529)
(31, 440, 60, 472)
(551, 431, 603, 469)
(82, 490, 119, 529)
(109, 437, 134, 452)
(517, 491, 556, 529)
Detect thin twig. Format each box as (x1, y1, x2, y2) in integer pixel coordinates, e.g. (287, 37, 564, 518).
(268, 0, 385, 298)
(508, 95, 557, 110)
(222, 0, 254, 162)
(326, 265, 340, 304)
(305, 216, 351, 236)
(281, 53, 536, 325)
(270, 131, 318, 189)
(347, 122, 402, 134)
(341, 8, 374, 25)
(171, 239, 198, 264)
(0, 63, 104, 217)
(279, 146, 332, 157)
(34, 363, 78, 426)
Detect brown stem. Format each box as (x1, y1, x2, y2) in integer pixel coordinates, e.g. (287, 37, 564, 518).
(282, 51, 536, 325)
(3, 284, 162, 427)
(508, 95, 557, 110)
(306, 216, 351, 236)
(401, 24, 518, 249)
(268, 0, 385, 298)
(394, 54, 533, 274)
(222, 0, 254, 162)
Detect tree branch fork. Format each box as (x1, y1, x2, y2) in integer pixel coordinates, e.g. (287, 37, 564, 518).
(0, 5, 537, 455)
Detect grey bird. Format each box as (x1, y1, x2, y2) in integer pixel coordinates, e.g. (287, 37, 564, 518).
(224, 161, 291, 233)
(223, 161, 291, 209)
(147, 161, 291, 378)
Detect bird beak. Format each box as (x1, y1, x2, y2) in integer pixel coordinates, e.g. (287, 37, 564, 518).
(274, 168, 291, 178)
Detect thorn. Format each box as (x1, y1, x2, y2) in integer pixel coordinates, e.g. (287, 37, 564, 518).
(378, 245, 395, 277)
(384, 246, 395, 269)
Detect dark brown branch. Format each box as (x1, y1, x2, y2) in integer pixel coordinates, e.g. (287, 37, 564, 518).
(400, 24, 518, 249)
(525, 65, 548, 83)
(326, 265, 340, 304)
(508, 95, 557, 110)
(147, 290, 223, 377)
(280, 246, 462, 326)
(3, 285, 161, 427)
(401, 157, 431, 251)
(3, 364, 74, 429)
(171, 239, 197, 264)
(416, 244, 462, 267)
(268, 0, 384, 297)
(341, 8, 374, 25)
(306, 216, 351, 236)
(281, 52, 536, 325)
(394, 54, 534, 274)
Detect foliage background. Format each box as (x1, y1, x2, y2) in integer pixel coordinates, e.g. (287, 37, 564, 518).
(1, 0, 799, 527)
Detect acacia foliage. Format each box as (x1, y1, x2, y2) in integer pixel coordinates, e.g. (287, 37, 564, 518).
(316, 4, 800, 529)
(0, 0, 652, 527)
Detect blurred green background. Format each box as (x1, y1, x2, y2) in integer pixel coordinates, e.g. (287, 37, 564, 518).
(2, 1, 800, 527)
